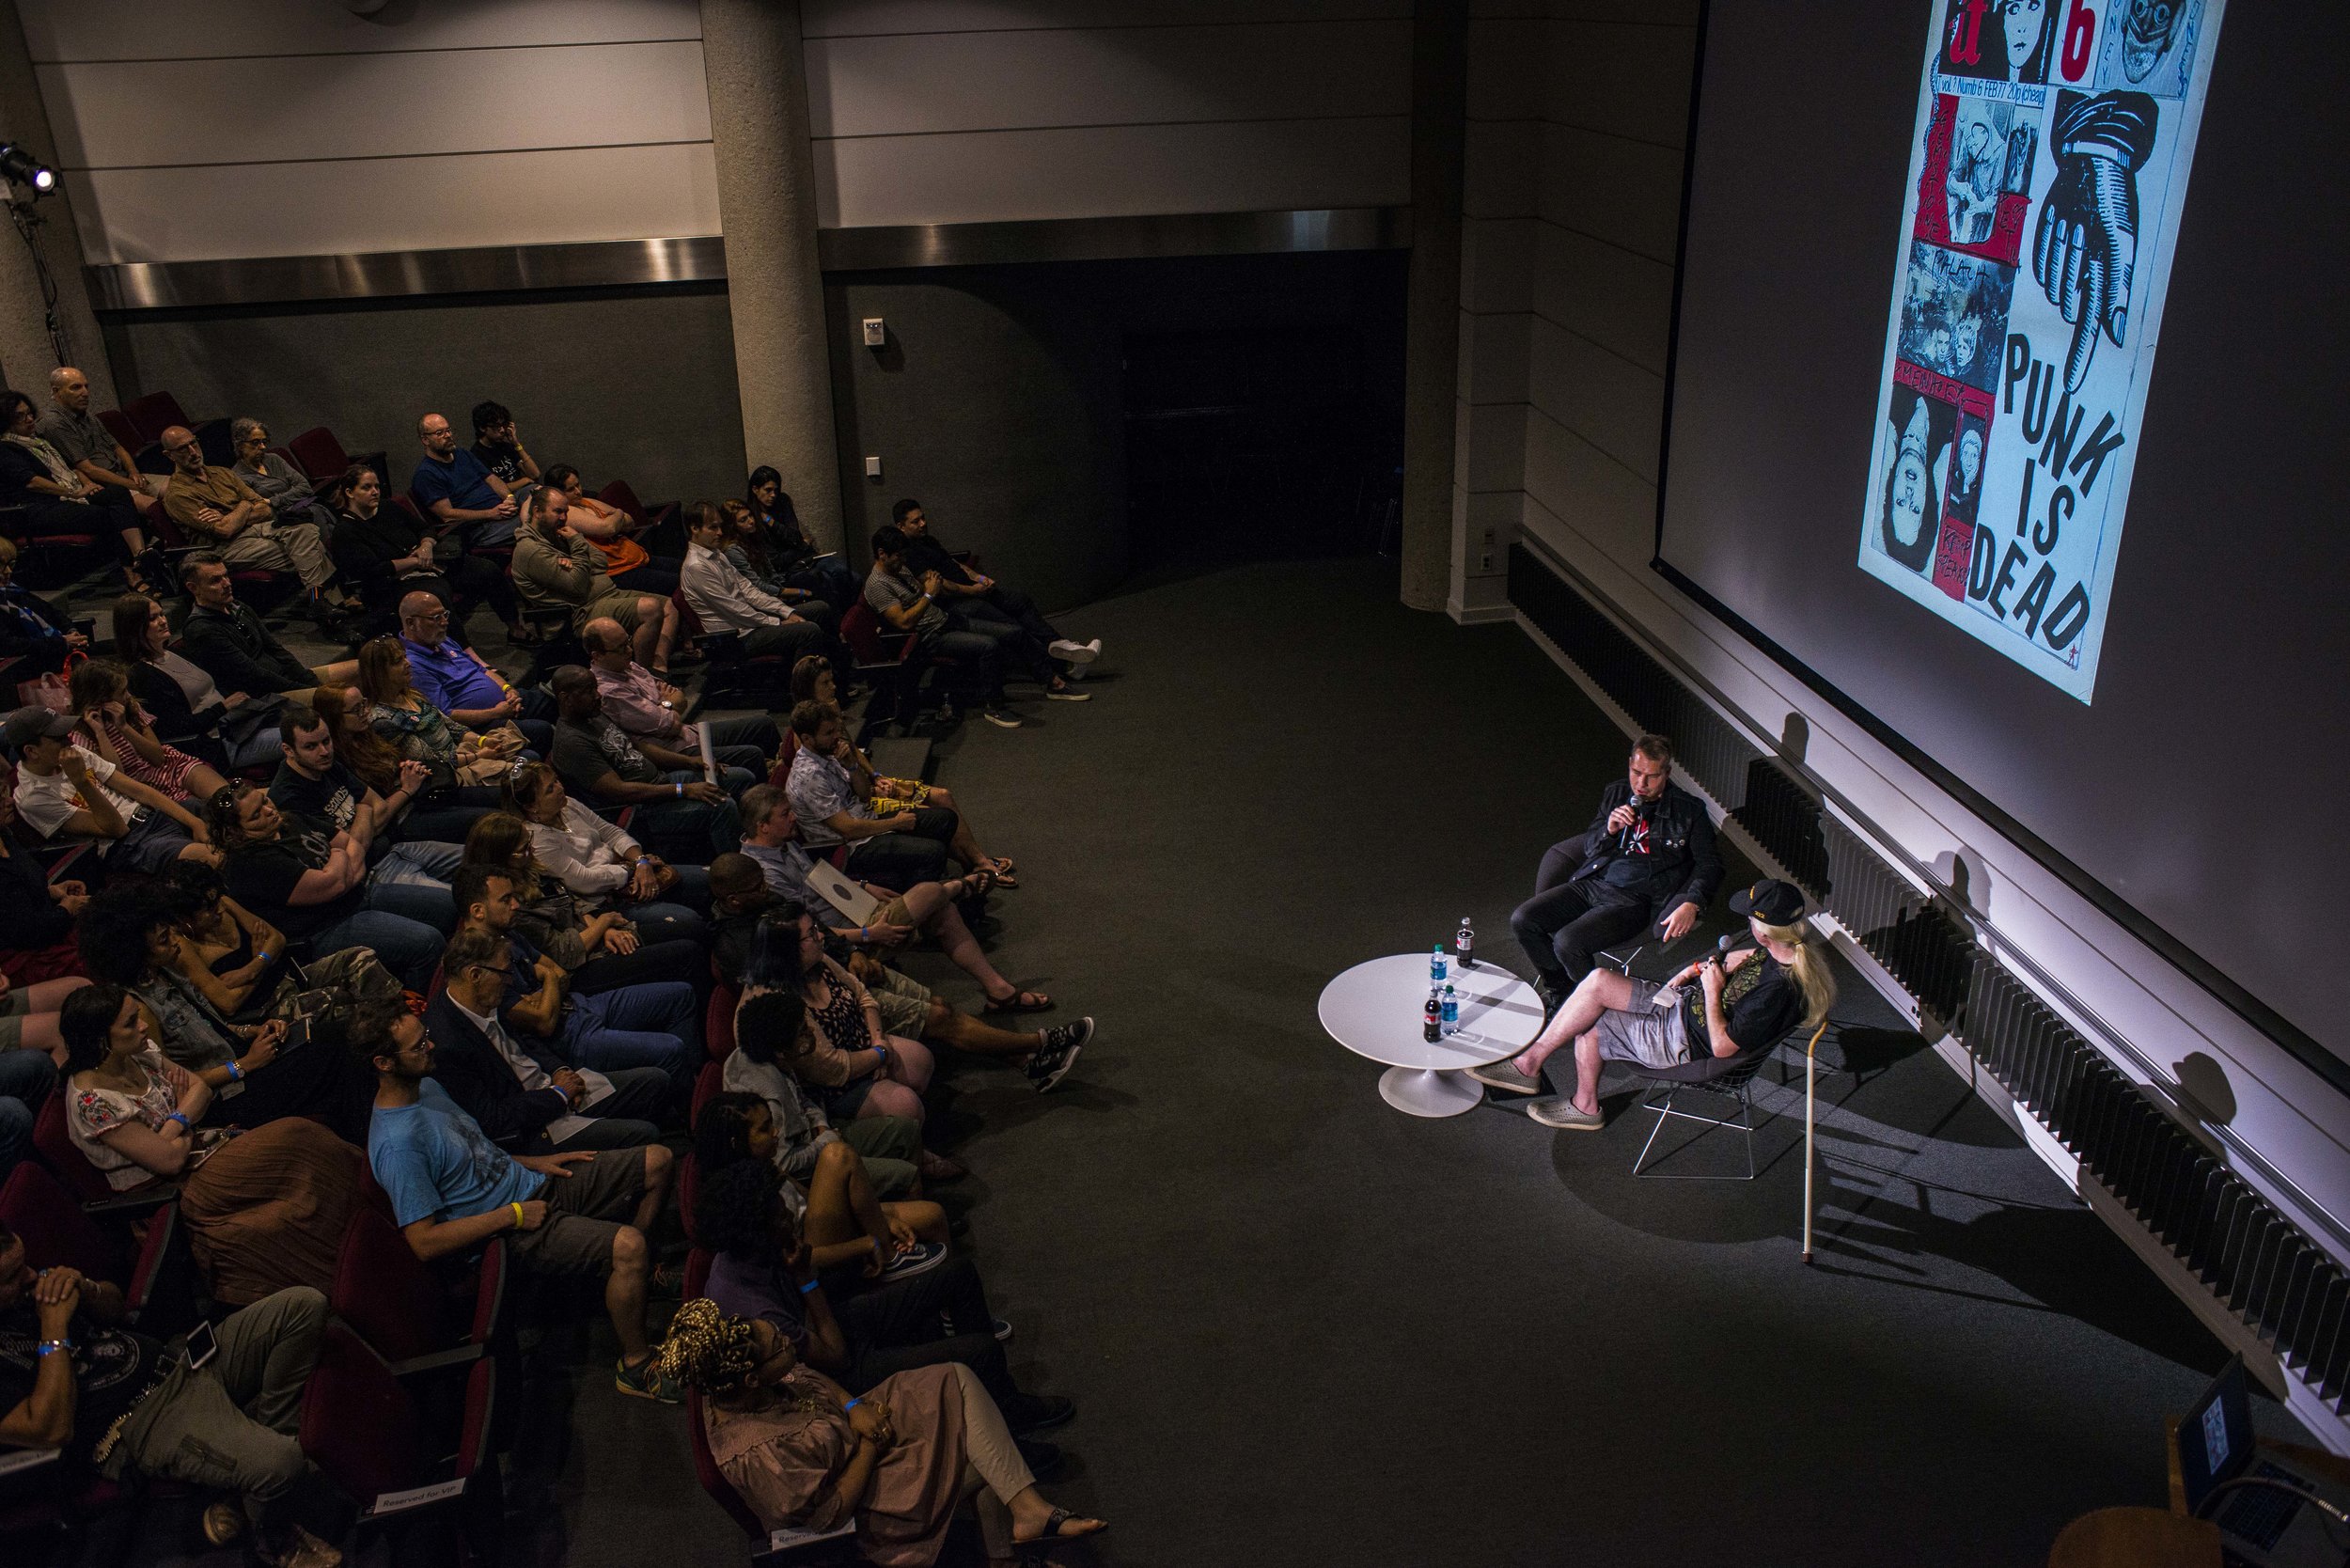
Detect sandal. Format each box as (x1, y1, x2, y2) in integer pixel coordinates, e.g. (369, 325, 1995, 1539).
(984, 990, 1053, 1015)
(984, 856, 1019, 887)
(1012, 1508, 1108, 1547)
(963, 867, 998, 896)
(506, 622, 543, 647)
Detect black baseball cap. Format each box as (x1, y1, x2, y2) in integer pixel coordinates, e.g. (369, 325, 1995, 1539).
(2, 706, 77, 751)
(1728, 878, 1806, 926)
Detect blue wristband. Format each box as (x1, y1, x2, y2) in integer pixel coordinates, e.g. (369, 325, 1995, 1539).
(842, 1397, 861, 1411)
(164, 1111, 191, 1131)
(35, 1340, 73, 1357)
(798, 1278, 821, 1295)
(227, 1060, 243, 1082)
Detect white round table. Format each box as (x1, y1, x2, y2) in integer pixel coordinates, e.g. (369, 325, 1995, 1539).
(1318, 953, 1549, 1117)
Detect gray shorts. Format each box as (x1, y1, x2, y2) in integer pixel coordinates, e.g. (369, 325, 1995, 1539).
(507, 1145, 649, 1277)
(1589, 979, 1693, 1070)
(0, 986, 28, 1051)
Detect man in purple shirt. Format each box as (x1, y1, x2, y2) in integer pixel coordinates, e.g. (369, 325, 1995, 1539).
(397, 590, 555, 752)
(583, 617, 776, 773)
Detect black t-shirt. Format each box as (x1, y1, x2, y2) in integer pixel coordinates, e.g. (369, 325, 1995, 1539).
(901, 534, 974, 588)
(223, 825, 362, 940)
(0, 1306, 169, 1466)
(470, 440, 525, 484)
(1683, 951, 1805, 1056)
(0, 442, 61, 508)
(268, 760, 363, 834)
(552, 715, 662, 793)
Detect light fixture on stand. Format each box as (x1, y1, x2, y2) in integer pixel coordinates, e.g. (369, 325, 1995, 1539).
(0, 141, 70, 368)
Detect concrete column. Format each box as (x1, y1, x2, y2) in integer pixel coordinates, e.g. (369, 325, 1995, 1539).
(700, 0, 844, 552)
(1398, 0, 1468, 612)
(0, 0, 115, 403)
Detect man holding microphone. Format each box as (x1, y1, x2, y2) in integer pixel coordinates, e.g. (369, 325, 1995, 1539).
(1507, 734, 1722, 1015)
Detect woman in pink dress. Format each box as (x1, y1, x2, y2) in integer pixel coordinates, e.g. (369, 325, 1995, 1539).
(659, 1298, 1104, 1566)
(68, 658, 229, 804)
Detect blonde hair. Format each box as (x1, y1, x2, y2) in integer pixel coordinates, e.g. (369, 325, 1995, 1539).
(655, 1298, 763, 1400)
(1757, 918, 1836, 1029)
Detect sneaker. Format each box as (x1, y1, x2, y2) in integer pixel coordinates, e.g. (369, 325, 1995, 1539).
(981, 708, 1022, 729)
(1005, 1393, 1076, 1435)
(877, 1239, 948, 1281)
(1467, 1058, 1543, 1095)
(252, 1524, 342, 1568)
(1527, 1098, 1606, 1131)
(1043, 682, 1092, 701)
(993, 1316, 1014, 1342)
(614, 1353, 684, 1403)
(1047, 638, 1101, 665)
(1028, 1018, 1092, 1091)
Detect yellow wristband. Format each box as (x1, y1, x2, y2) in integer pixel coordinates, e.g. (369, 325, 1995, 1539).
(510, 1201, 525, 1229)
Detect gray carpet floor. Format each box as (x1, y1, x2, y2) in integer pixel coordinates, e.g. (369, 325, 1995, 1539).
(51, 557, 2296, 1565)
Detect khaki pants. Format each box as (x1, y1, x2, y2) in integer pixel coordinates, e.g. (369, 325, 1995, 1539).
(109, 1286, 325, 1523)
(948, 1361, 1037, 1559)
(221, 519, 334, 590)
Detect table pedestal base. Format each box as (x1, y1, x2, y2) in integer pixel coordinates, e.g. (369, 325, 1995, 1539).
(1379, 1066, 1485, 1118)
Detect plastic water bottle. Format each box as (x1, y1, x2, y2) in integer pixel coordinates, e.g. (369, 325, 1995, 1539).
(1456, 916, 1475, 970)
(1430, 945, 1449, 984)
(1441, 984, 1459, 1034)
(1422, 989, 1442, 1043)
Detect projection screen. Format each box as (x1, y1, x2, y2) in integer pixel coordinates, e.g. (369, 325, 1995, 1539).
(1653, 0, 2348, 1072)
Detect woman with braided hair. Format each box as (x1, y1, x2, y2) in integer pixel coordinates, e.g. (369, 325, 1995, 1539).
(660, 1297, 1104, 1565)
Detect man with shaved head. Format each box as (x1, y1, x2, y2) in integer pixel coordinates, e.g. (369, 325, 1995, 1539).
(159, 425, 355, 630)
(398, 590, 556, 752)
(412, 411, 521, 547)
(514, 485, 679, 672)
(33, 366, 164, 592)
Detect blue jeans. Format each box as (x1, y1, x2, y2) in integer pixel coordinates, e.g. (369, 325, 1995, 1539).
(366, 841, 462, 933)
(0, 1047, 58, 1184)
(310, 907, 445, 990)
(627, 776, 744, 865)
(559, 980, 698, 1081)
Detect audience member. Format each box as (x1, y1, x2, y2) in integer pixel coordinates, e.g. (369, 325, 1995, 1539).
(893, 497, 1102, 675)
(703, 1027, 942, 1237)
(3, 385, 160, 595)
(776, 658, 1006, 884)
(227, 420, 335, 533)
(412, 411, 519, 547)
(0, 780, 88, 988)
(206, 781, 446, 989)
(1509, 733, 1723, 1012)
(110, 592, 283, 769)
(35, 368, 161, 536)
(681, 503, 838, 671)
(0, 537, 88, 672)
(697, 1159, 1074, 1433)
(865, 526, 1021, 729)
(1478, 879, 1836, 1128)
(68, 659, 230, 806)
(155, 859, 290, 1021)
(330, 463, 534, 642)
(585, 615, 778, 771)
(7, 706, 212, 871)
(544, 464, 675, 597)
(361, 635, 525, 796)
(746, 467, 855, 607)
(548, 666, 741, 863)
(425, 923, 667, 1152)
(787, 700, 981, 888)
(269, 700, 462, 921)
(352, 1000, 682, 1400)
(312, 681, 496, 844)
(0, 953, 80, 1178)
(742, 912, 937, 1135)
(58, 983, 231, 1189)
(396, 590, 555, 748)
(449, 860, 697, 1084)
(514, 485, 680, 669)
(159, 428, 355, 630)
(178, 555, 357, 697)
(469, 400, 541, 485)
(457, 822, 704, 994)
(497, 762, 709, 941)
(0, 1220, 346, 1568)
(740, 787, 1055, 1014)
(655, 1297, 1104, 1561)
(713, 500, 793, 599)
(75, 886, 372, 1142)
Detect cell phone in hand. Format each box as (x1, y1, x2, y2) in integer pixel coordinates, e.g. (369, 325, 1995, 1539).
(184, 1320, 218, 1370)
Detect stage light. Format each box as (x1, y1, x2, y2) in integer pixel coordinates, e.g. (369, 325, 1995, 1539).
(0, 144, 55, 195)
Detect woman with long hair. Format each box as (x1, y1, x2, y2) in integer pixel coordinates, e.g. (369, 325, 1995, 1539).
(746, 466, 856, 609)
(156, 857, 289, 1021)
(328, 461, 533, 642)
(459, 809, 704, 995)
(312, 679, 495, 846)
(1479, 879, 1836, 1129)
(58, 982, 227, 1190)
(498, 760, 709, 940)
(740, 911, 939, 1135)
(360, 634, 521, 806)
(693, 1090, 945, 1281)
(656, 1296, 1104, 1566)
(68, 658, 230, 805)
(0, 386, 161, 595)
(110, 592, 282, 768)
(543, 463, 678, 597)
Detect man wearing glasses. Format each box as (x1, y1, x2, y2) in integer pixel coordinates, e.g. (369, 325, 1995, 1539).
(158, 426, 358, 633)
(396, 591, 556, 753)
(226, 419, 336, 534)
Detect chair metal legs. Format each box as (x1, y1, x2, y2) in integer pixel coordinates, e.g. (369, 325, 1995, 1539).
(1631, 1077, 1758, 1180)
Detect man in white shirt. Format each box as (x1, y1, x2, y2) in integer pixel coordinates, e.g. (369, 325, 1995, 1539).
(582, 616, 777, 773)
(4, 707, 213, 871)
(679, 504, 838, 678)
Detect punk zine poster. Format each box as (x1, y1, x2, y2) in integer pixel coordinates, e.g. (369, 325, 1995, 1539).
(1856, 0, 2227, 702)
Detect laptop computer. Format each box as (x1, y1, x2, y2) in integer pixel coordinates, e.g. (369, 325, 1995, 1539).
(2179, 1356, 2350, 1566)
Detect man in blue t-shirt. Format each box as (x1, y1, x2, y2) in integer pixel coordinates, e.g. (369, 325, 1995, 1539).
(352, 1001, 681, 1401)
(411, 412, 522, 547)
(395, 590, 556, 750)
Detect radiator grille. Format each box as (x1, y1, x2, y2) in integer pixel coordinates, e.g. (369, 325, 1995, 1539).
(1508, 542, 2350, 1409)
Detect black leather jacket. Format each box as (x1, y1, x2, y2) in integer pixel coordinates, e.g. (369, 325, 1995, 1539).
(1567, 778, 1724, 918)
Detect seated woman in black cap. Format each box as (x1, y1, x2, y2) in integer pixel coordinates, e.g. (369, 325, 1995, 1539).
(1472, 877, 1835, 1130)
